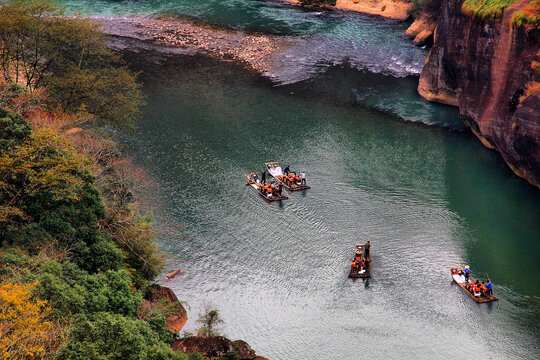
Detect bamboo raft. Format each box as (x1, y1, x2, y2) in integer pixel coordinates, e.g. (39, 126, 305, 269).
(348, 242, 372, 279)
(450, 267, 498, 303)
(265, 162, 311, 191)
(245, 172, 288, 202)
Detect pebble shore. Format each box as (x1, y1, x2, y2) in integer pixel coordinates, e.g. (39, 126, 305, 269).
(97, 16, 297, 75)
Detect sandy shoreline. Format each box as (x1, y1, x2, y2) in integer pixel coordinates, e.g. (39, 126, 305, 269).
(279, 0, 413, 20)
(97, 16, 298, 77)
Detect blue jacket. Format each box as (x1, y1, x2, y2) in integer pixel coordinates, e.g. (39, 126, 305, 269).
(464, 268, 470, 274)
(486, 281, 492, 290)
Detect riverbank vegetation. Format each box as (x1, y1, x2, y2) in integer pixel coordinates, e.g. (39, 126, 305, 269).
(0, 1, 198, 359)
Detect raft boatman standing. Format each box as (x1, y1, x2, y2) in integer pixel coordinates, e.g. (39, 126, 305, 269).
(261, 170, 266, 184)
(486, 279, 493, 296)
(300, 171, 306, 185)
(284, 165, 290, 175)
(464, 265, 470, 283)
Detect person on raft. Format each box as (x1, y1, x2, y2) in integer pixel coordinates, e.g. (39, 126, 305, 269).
(365, 241, 370, 258)
(486, 280, 493, 296)
(261, 170, 266, 184)
(464, 265, 470, 283)
(300, 171, 306, 185)
(284, 165, 290, 175)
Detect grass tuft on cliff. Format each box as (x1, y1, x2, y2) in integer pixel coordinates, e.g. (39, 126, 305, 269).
(462, 0, 517, 19)
(463, 0, 540, 25)
(511, 0, 540, 26)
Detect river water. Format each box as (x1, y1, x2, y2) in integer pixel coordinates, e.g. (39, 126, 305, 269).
(66, 1, 539, 358)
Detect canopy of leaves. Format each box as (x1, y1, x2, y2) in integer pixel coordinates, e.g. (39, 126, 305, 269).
(0, 126, 122, 273)
(0, 107, 31, 154)
(56, 312, 189, 360)
(0, 281, 63, 359)
(0, 0, 144, 129)
(34, 260, 142, 319)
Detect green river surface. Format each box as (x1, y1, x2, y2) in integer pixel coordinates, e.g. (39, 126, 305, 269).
(64, 1, 539, 358)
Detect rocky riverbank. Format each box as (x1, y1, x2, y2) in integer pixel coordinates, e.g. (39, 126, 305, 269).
(97, 16, 297, 78)
(148, 284, 268, 359)
(414, 0, 540, 187)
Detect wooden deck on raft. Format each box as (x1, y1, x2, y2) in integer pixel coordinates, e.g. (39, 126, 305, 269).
(245, 173, 288, 202)
(450, 267, 498, 303)
(265, 162, 311, 191)
(348, 242, 372, 279)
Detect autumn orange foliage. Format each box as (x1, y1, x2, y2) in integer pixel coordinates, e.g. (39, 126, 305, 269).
(0, 282, 63, 359)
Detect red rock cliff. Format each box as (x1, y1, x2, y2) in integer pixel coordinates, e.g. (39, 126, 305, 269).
(418, 0, 540, 187)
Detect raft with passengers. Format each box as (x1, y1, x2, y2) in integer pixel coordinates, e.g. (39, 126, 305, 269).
(348, 241, 372, 279)
(245, 172, 288, 202)
(451, 266, 498, 303)
(265, 162, 310, 191)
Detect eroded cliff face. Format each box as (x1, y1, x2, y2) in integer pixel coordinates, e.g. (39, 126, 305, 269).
(405, 0, 441, 45)
(418, 0, 540, 187)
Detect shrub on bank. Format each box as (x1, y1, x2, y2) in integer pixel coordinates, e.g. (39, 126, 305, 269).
(56, 312, 188, 360)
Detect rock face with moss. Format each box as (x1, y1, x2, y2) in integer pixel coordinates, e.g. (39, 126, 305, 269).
(145, 284, 188, 333)
(172, 336, 268, 360)
(418, 0, 540, 187)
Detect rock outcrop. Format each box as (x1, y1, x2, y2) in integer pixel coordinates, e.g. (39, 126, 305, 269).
(405, 0, 441, 45)
(145, 284, 188, 332)
(418, 0, 540, 187)
(282, 0, 414, 20)
(172, 336, 268, 360)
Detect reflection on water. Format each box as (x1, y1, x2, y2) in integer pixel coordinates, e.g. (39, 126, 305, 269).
(121, 53, 540, 359)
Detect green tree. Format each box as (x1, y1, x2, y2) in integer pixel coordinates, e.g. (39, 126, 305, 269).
(0, 127, 122, 273)
(0, 107, 31, 154)
(34, 260, 142, 319)
(196, 306, 224, 337)
(0, 0, 144, 129)
(56, 312, 189, 360)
